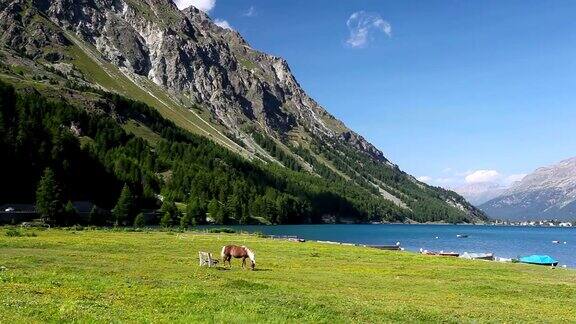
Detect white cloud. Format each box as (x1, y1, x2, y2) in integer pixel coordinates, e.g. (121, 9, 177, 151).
(214, 19, 233, 30)
(435, 177, 457, 184)
(244, 6, 256, 17)
(464, 170, 501, 184)
(504, 173, 527, 185)
(417, 176, 432, 183)
(174, 0, 215, 12)
(423, 168, 527, 191)
(346, 11, 391, 48)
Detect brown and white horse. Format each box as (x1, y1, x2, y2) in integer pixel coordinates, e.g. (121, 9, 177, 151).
(221, 245, 256, 270)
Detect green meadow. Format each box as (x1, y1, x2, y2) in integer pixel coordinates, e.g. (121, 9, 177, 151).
(1, 228, 575, 323)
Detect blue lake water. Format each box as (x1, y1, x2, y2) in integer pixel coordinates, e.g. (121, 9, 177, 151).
(204, 224, 576, 267)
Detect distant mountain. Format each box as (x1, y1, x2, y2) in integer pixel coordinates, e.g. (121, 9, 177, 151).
(480, 157, 576, 221)
(454, 182, 506, 206)
(0, 0, 487, 223)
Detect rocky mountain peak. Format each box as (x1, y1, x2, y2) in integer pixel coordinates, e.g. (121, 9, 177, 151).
(33, 0, 391, 157)
(480, 157, 576, 221)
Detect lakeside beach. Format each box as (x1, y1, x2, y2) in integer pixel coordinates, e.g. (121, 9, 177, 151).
(199, 224, 576, 268)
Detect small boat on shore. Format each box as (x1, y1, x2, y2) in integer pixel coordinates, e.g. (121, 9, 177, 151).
(439, 252, 460, 257)
(419, 249, 459, 257)
(269, 235, 306, 242)
(496, 257, 514, 262)
(519, 255, 558, 266)
(369, 245, 402, 250)
(460, 252, 495, 261)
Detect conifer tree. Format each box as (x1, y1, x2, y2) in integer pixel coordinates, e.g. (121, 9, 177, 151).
(113, 184, 135, 225)
(35, 168, 63, 224)
(207, 199, 224, 224)
(185, 198, 205, 226)
(63, 200, 79, 226)
(160, 199, 181, 227)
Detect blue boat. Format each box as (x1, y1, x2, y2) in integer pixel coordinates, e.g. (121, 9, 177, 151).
(519, 255, 558, 266)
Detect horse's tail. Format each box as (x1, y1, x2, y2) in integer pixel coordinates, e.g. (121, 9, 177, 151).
(221, 245, 227, 260)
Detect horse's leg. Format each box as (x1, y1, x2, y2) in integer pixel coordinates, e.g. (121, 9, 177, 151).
(242, 257, 246, 269)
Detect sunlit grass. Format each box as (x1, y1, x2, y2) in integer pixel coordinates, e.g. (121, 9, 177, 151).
(0, 228, 574, 322)
(122, 120, 163, 147)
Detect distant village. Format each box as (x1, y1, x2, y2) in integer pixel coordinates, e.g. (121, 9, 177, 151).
(491, 219, 573, 227)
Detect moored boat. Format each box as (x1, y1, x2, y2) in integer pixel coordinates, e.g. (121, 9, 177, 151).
(460, 252, 495, 260)
(420, 249, 459, 257)
(519, 255, 558, 266)
(438, 252, 460, 257)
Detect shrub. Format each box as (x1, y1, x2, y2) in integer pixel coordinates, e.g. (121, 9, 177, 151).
(160, 213, 172, 227)
(180, 212, 193, 228)
(207, 228, 236, 234)
(134, 213, 146, 227)
(252, 231, 267, 238)
(5, 229, 23, 237)
(5, 229, 37, 237)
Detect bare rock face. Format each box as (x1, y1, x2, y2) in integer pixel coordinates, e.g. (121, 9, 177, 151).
(0, 1, 69, 58)
(26, 0, 386, 160)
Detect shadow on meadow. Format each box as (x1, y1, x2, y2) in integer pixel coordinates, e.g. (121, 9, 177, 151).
(211, 266, 271, 272)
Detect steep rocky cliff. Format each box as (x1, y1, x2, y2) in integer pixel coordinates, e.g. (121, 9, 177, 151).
(0, 0, 487, 222)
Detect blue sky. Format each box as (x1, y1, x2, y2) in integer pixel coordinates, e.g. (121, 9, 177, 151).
(178, 0, 576, 188)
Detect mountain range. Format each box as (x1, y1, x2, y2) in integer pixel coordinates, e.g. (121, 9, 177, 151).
(454, 182, 506, 206)
(0, 0, 486, 223)
(480, 157, 576, 221)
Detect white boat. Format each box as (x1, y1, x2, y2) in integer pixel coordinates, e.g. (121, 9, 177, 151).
(496, 257, 513, 262)
(460, 252, 495, 260)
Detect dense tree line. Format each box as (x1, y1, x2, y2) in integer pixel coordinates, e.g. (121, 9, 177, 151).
(0, 80, 479, 226)
(251, 132, 301, 171)
(307, 136, 477, 223)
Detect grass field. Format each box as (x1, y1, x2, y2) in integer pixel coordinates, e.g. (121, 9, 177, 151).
(1, 228, 575, 323)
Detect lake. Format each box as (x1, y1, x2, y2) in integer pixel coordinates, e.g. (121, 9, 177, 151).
(203, 224, 576, 267)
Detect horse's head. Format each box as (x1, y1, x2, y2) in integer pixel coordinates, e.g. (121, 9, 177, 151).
(245, 247, 256, 270)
